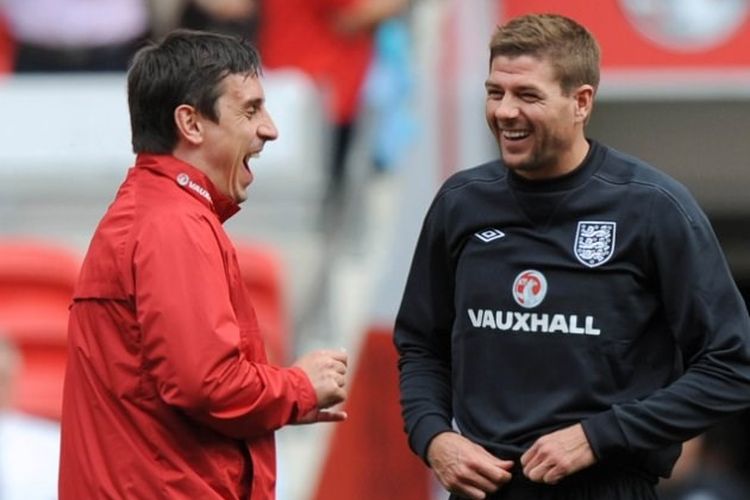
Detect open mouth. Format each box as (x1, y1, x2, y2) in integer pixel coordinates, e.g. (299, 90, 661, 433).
(243, 152, 260, 171)
(502, 129, 531, 141)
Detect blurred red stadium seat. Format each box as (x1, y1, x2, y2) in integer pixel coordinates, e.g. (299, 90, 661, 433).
(0, 239, 288, 419)
(313, 327, 431, 500)
(0, 240, 80, 420)
(0, 13, 13, 74)
(234, 242, 290, 366)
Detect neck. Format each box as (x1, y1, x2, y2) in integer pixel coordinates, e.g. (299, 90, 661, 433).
(560, 136, 591, 176)
(172, 145, 223, 191)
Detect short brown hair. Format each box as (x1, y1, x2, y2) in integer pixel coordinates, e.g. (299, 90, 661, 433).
(489, 14, 600, 95)
(128, 29, 262, 154)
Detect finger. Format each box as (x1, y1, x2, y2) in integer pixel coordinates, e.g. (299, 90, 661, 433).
(325, 349, 348, 364)
(520, 445, 538, 468)
(326, 386, 346, 406)
(474, 460, 513, 486)
(542, 467, 563, 485)
(525, 463, 552, 483)
(315, 410, 348, 422)
(496, 459, 515, 470)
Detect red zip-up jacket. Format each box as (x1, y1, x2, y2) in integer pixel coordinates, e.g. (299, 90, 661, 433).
(59, 154, 317, 499)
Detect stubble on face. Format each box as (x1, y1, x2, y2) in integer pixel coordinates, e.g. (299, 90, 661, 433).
(486, 55, 581, 180)
(501, 127, 571, 176)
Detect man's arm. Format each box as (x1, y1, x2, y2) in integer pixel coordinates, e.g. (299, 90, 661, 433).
(394, 195, 513, 497)
(394, 198, 455, 460)
(134, 212, 339, 439)
(580, 187, 750, 462)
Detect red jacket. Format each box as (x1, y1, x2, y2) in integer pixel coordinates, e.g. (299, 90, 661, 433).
(59, 154, 317, 499)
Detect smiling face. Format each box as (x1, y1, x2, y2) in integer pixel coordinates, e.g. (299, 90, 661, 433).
(485, 54, 593, 180)
(198, 73, 278, 203)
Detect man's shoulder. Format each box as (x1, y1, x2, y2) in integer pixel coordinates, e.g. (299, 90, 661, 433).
(596, 143, 693, 198)
(438, 159, 506, 198)
(596, 142, 704, 220)
(98, 170, 215, 241)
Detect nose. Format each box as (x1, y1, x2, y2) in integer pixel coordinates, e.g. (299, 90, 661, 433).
(495, 95, 520, 121)
(259, 111, 279, 141)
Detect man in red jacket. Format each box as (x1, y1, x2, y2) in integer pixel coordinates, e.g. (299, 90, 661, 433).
(59, 30, 349, 499)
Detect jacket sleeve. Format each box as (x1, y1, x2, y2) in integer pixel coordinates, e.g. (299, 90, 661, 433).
(582, 187, 750, 458)
(133, 211, 317, 439)
(394, 194, 456, 462)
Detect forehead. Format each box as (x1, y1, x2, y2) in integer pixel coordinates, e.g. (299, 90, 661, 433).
(487, 54, 559, 88)
(218, 72, 265, 103)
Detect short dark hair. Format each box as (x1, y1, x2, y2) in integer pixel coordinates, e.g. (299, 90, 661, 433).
(489, 14, 600, 95)
(127, 29, 262, 154)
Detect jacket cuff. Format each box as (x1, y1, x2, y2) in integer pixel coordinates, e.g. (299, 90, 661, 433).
(288, 366, 318, 417)
(410, 414, 454, 464)
(581, 409, 628, 460)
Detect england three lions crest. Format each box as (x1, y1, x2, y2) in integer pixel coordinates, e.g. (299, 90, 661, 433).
(574, 221, 616, 268)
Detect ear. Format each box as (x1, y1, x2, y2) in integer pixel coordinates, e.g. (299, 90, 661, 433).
(573, 85, 595, 124)
(174, 104, 203, 146)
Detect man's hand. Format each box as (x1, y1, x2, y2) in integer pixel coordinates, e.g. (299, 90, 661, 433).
(293, 349, 348, 409)
(520, 423, 596, 484)
(427, 432, 513, 500)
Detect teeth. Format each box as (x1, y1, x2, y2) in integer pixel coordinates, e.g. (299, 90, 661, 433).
(244, 152, 260, 169)
(503, 130, 530, 140)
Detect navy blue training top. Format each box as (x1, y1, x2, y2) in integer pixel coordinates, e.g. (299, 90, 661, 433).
(394, 140, 750, 478)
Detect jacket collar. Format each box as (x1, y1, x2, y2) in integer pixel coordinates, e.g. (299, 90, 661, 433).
(135, 154, 240, 223)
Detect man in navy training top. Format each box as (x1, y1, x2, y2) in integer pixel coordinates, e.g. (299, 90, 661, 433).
(394, 13, 750, 500)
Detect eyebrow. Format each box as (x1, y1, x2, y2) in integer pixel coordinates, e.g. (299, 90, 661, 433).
(242, 97, 264, 110)
(484, 81, 542, 93)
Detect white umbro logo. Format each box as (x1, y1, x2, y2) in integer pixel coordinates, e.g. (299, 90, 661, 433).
(475, 228, 506, 243)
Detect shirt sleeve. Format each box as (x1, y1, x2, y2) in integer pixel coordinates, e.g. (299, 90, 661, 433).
(394, 194, 456, 462)
(133, 210, 317, 439)
(582, 187, 750, 458)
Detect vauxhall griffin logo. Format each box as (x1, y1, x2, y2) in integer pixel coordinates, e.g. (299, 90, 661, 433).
(513, 270, 547, 309)
(176, 172, 212, 203)
(468, 269, 601, 335)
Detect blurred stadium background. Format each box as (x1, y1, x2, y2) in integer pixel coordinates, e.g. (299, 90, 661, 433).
(1, 0, 749, 499)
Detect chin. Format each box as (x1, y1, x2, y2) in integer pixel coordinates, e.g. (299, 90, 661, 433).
(501, 155, 532, 171)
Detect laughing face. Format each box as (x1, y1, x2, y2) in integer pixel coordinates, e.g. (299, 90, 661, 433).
(200, 73, 278, 203)
(485, 54, 592, 180)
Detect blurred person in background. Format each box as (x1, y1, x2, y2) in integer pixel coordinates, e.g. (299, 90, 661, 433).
(1, 0, 150, 72)
(258, 0, 409, 204)
(394, 13, 750, 500)
(179, 0, 260, 40)
(0, 337, 59, 500)
(363, 11, 416, 174)
(58, 30, 348, 499)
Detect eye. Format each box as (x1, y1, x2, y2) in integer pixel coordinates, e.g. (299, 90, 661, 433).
(486, 89, 504, 100)
(520, 93, 540, 103)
